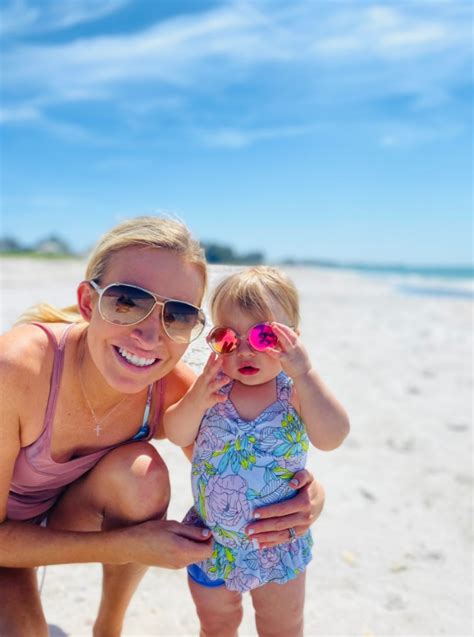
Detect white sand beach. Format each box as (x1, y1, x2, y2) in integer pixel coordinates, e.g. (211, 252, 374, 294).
(1, 258, 472, 637)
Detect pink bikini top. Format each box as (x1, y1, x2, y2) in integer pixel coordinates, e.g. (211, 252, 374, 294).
(7, 323, 162, 522)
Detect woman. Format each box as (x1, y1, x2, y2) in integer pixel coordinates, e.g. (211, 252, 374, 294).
(0, 216, 325, 637)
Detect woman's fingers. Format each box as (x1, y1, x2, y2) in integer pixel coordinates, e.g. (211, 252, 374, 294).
(170, 520, 211, 541)
(131, 520, 213, 568)
(247, 512, 302, 535)
(251, 526, 306, 549)
(249, 470, 314, 521)
(245, 473, 325, 548)
(289, 468, 314, 490)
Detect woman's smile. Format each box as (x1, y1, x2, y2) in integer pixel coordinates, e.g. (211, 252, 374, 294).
(113, 345, 161, 369)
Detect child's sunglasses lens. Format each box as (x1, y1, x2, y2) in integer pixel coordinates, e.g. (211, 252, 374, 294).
(208, 327, 238, 354)
(248, 323, 278, 351)
(101, 285, 155, 324)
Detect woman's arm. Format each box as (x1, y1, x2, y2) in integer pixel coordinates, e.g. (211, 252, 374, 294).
(0, 333, 212, 570)
(0, 519, 212, 569)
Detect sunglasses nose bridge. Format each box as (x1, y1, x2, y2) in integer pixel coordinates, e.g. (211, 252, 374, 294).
(237, 335, 256, 356)
(129, 301, 169, 347)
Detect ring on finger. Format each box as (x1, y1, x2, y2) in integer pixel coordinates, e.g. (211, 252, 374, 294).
(288, 527, 298, 544)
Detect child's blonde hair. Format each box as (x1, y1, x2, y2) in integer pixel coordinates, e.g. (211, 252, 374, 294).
(210, 266, 300, 328)
(17, 216, 207, 325)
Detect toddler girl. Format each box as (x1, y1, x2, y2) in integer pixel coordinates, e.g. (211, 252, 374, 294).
(164, 266, 349, 637)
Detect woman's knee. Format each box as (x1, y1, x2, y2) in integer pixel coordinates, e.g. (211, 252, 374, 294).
(97, 442, 170, 523)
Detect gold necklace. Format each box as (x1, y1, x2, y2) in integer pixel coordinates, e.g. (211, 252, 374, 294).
(78, 339, 128, 436)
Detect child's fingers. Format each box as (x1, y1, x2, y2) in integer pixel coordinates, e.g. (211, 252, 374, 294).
(265, 347, 282, 359)
(203, 352, 223, 377)
(203, 351, 217, 371)
(272, 322, 297, 338)
(271, 323, 297, 350)
(209, 376, 230, 393)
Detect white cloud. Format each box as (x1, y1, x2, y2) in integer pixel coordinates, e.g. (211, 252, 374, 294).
(311, 3, 469, 59)
(1, 1, 471, 147)
(378, 121, 463, 148)
(0, 104, 41, 123)
(197, 124, 319, 148)
(0, 0, 130, 36)
(0, 104, 112, 144)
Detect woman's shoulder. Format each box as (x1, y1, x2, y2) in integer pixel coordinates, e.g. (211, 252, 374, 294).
(0, 323, 63, 386)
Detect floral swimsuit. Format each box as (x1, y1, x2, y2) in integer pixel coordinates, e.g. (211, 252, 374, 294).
(186, 371, 313, 593)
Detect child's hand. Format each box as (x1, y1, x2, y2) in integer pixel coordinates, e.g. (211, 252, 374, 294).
(188, 353, 230, 410)
(266, 323, 312, 379)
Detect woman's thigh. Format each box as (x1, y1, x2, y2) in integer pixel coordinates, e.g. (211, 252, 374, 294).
(48, 441, 170, 532)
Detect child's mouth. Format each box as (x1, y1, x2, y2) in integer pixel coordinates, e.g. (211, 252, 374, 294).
(238, 365, 259, 375)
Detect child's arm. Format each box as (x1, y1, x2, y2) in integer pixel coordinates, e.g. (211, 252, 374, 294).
(163, 353, 229, 447)
(270, 323, 350, 451)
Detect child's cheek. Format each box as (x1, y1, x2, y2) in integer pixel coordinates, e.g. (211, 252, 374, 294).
(221, 356, 237, 379)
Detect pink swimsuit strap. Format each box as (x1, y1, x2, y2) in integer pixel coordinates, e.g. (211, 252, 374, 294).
(31, 322, 75, 439)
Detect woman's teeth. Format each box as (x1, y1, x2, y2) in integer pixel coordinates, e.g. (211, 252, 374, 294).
(118, 347, 156, 367)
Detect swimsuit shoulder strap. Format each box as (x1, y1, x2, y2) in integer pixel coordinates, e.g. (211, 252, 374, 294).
(31, 322, 75, 436)
(276, 371, 293, 403)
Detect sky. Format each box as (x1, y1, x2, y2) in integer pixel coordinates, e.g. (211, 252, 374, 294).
(0, 0, 472, 265)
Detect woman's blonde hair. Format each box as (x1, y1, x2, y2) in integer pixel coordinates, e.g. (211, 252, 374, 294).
(17, 216, 207, 325)
(210, 266, 300, 328)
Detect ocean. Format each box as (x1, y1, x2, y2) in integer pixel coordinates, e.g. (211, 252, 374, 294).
(305, 262, 474, 300)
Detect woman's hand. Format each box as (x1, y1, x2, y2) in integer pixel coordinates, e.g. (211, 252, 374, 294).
(122, 519, 213, 569)
(244, 470, 325, 549)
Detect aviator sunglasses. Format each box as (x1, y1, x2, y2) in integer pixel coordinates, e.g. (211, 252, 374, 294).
(88, 280, 206, 343)
(206, 322, 279, 355)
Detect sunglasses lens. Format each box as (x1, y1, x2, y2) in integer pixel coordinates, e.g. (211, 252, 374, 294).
(207, 327, 239, 354)
(248, 323, 278, 352)
(100, 285, 155, 325)
(162, 301, 206, 343)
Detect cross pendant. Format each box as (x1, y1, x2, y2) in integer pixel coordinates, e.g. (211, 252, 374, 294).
(94, 422, 102, 436)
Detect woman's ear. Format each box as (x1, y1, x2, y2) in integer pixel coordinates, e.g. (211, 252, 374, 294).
(77, 281, 94, 321)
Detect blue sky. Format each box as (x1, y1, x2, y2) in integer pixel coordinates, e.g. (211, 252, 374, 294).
(0, 0, 472, 265)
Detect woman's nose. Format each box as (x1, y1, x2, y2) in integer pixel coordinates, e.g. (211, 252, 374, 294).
(130, 307, 165, 345)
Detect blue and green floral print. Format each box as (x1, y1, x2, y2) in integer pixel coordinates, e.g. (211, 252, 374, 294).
(187, 372, 313, 592)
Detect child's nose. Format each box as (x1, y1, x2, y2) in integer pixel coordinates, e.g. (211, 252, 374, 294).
(237, 339, 255, 356)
